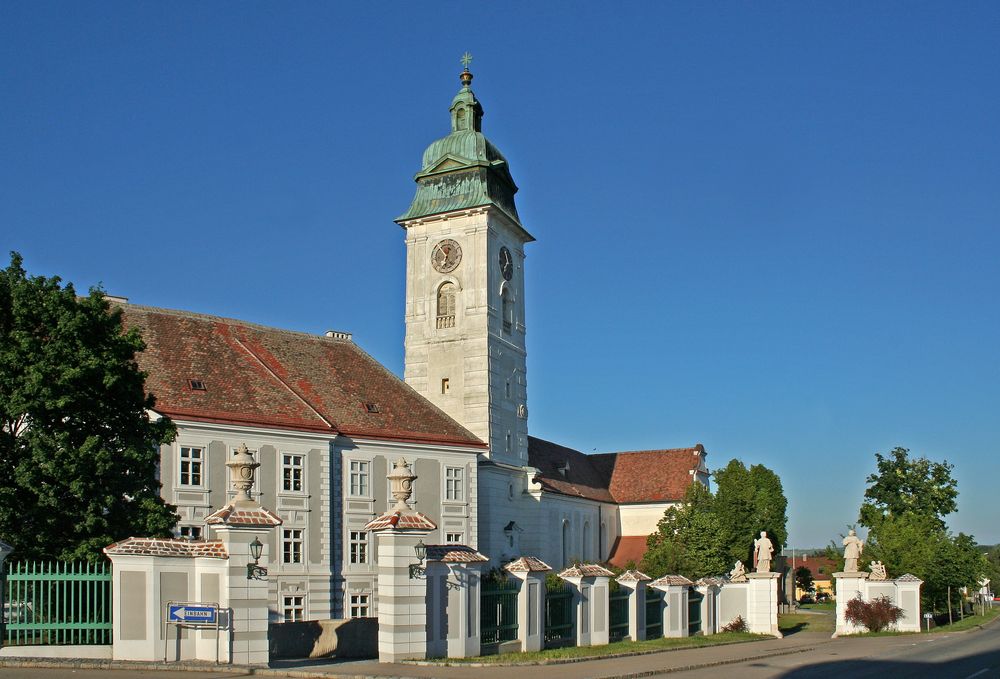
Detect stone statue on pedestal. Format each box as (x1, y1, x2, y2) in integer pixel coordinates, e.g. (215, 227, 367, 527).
(842, 529, 864, 572)
(753, 531, 774, 573)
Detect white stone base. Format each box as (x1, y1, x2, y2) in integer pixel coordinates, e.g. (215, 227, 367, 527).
(0, 645, 113, 659)
(746, 572, 782, 638)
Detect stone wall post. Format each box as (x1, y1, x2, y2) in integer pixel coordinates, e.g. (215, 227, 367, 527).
(892, 575, 923, 633)
(504, 557, 551, 653)
(695, 579, 721, 635)
(425, 546, 489, 659)
(832, 571, 869, 637)
(650, 575, 692, 638)
(615, 570, 651, 642)
(558, 564, 614, 647)
(213, 525, 274, 665)
(746, 572, 782, 637)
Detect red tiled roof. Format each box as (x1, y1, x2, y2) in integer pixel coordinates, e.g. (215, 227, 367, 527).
(795, 555, 839, 581)
(504, 556, 552, 573)
(608, 536, 650, 569)
(558, 564, 615, 578)
(121, 304, 485, 448)
(426, 545, 488, 563)
(104, 537, 228, 559)
(204, 502, 283, 527)
(363, 510, 437, 532)
(527, 437, 704, 505)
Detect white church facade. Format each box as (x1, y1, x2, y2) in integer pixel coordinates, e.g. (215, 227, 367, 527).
(132, 64, 710, 621)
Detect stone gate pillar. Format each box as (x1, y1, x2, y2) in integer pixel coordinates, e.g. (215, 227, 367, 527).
(650, 575, 693, 638)
(558, 564, 614, 647)
(504, 557, 552, 652)
(747, 572, 782, 637)
(616, 569, 651, 642)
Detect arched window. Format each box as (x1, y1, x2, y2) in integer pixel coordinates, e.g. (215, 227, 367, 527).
(562, 520, 570, 567)
(501, 287, 512, 332)
(583, 521, 590, 561)
(437, 283, 456, 329)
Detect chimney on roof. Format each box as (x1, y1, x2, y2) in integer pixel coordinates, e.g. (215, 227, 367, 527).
(325, 330, 352, 341)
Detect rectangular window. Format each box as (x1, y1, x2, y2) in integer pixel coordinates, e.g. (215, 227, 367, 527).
(441, 378, 450, 394)
(282, 595, 305, 622)
(179, 446, 203, 486)
(349, 460, 369, 497)
(349, 594, 370, 618)
(445, 467, 464, 502)
(445, 532, 464, 545)
(179, 525, 202, 540)
(283, 529, 303, 564)
(505, 433, 511, 453)
(282, 454, 304, 492)
(349, 531, 369, 564)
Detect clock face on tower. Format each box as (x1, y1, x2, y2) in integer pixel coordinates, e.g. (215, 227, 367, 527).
(431, 239, 462, 273)
(499, 246, 513, 281)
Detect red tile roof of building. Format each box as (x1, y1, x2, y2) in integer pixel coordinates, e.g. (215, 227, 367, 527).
(204, 502, 283, 527)
(426, 545, 489, 563)
(608, 536, 650, 569)
(104, 537, 228, 559)
(503, 556, 552, 573)
(120, 304, 485, 448)
(363, 510, 438, 532)
(795, 555, 840, 582)
(527, 437, 704, 505)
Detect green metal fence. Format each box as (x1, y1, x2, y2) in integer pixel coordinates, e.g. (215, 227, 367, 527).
(480, 578, 518, 646)
(544, 588, 574, 647)
(688, 589, 704, 636)
(3, 561, 113, 646)
(609, 589, 630, 641)
(645, 588, 663, 639)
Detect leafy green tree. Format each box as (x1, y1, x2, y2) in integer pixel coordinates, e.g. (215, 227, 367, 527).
(983, 545, 1000, 588)
(713, 460, 788, 565)
(795, 566, 815, 596)
(0, 253, 177, 561)
(643, 482, 728, 579)
(859, 447, 958, 530)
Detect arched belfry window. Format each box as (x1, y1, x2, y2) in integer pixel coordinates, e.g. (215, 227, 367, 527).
(437, 283, 456, 329)
(501, 287, 513, 333)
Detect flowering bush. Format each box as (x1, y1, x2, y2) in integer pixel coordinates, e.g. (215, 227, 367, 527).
(844, 595, 904, 633)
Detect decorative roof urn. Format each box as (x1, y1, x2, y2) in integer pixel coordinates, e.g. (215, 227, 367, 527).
(227, 443, 260, 503)
(387, 457, 417, 511)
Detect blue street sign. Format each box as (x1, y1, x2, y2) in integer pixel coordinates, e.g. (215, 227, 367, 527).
(167, 603, 218, 625)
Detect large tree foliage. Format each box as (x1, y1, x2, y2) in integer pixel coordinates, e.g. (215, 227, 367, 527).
(713, 459, 788, 566)
(859, 447, 986, 612)
(859, 447, 957, 530)
(0, 253, 177, 561)
(642, 459, 788, 580)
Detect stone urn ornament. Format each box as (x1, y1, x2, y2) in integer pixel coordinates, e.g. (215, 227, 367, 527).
(387, 457, 417, 511)
(226, 443, 260, 503)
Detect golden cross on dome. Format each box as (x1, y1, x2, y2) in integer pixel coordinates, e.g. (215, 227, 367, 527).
(461, 52, 473, 70)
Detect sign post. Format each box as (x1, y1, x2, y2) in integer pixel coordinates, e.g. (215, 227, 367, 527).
(923, 611, 933, 632)
(164, 601, 222, 664)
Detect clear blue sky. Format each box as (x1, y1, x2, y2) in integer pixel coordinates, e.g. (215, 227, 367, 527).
(3, 2, 998, 549)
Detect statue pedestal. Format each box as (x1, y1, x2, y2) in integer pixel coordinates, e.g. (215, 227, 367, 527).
(832, 571, 869, 637)
(746, 572, 782, 637)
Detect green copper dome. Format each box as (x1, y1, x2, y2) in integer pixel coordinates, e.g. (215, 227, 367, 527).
(397, 68, 522, 227)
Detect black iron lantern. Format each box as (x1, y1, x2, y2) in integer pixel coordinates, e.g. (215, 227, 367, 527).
(246, 537, 268, 580)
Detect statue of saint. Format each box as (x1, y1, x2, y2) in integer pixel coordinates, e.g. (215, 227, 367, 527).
(729, 560, 748, 582)
(842, 529, 864, 572)
(753, 531, 774, 573)
(869, 560, 887, 581)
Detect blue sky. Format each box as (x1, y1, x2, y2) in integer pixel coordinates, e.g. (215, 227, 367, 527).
(3, 2, 998, 548)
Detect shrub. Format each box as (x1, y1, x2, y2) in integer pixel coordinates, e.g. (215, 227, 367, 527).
(721, 615, 748, 633)
(844, 595, 904, 633)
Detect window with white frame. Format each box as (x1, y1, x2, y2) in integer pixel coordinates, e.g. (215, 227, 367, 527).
(179, 525, 202, 540)
(282, 454, 304, 492)
(282, 595, 305, 622)
(349, 593, 370, 618)
(283, 529, 303, 564)
(178, 446, 203, 486)
(445, 532, 464, 544)
(349, 531, 369, 564)
(349, 460, 370, 497)
(445, 466, 464, 502)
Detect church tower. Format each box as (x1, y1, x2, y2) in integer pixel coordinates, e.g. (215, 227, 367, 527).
(397, 60, 533, 465)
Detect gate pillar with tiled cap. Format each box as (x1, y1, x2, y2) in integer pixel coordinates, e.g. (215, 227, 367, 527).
(616, 569, 651, 642)
(504, 556, 551, 652)
(558, 563, 614, 647)
(105, 443, 281, 665)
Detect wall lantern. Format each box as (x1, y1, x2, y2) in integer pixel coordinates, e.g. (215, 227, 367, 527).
(409, 540, 427, 579)
(247, 537, 268, 580)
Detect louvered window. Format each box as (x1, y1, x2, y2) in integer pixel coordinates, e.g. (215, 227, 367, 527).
(437, 283, 456, 328)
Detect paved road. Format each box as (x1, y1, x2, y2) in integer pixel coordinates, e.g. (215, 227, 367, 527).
(2, 626, 998, 679)
(670, 626, 1000, 678)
